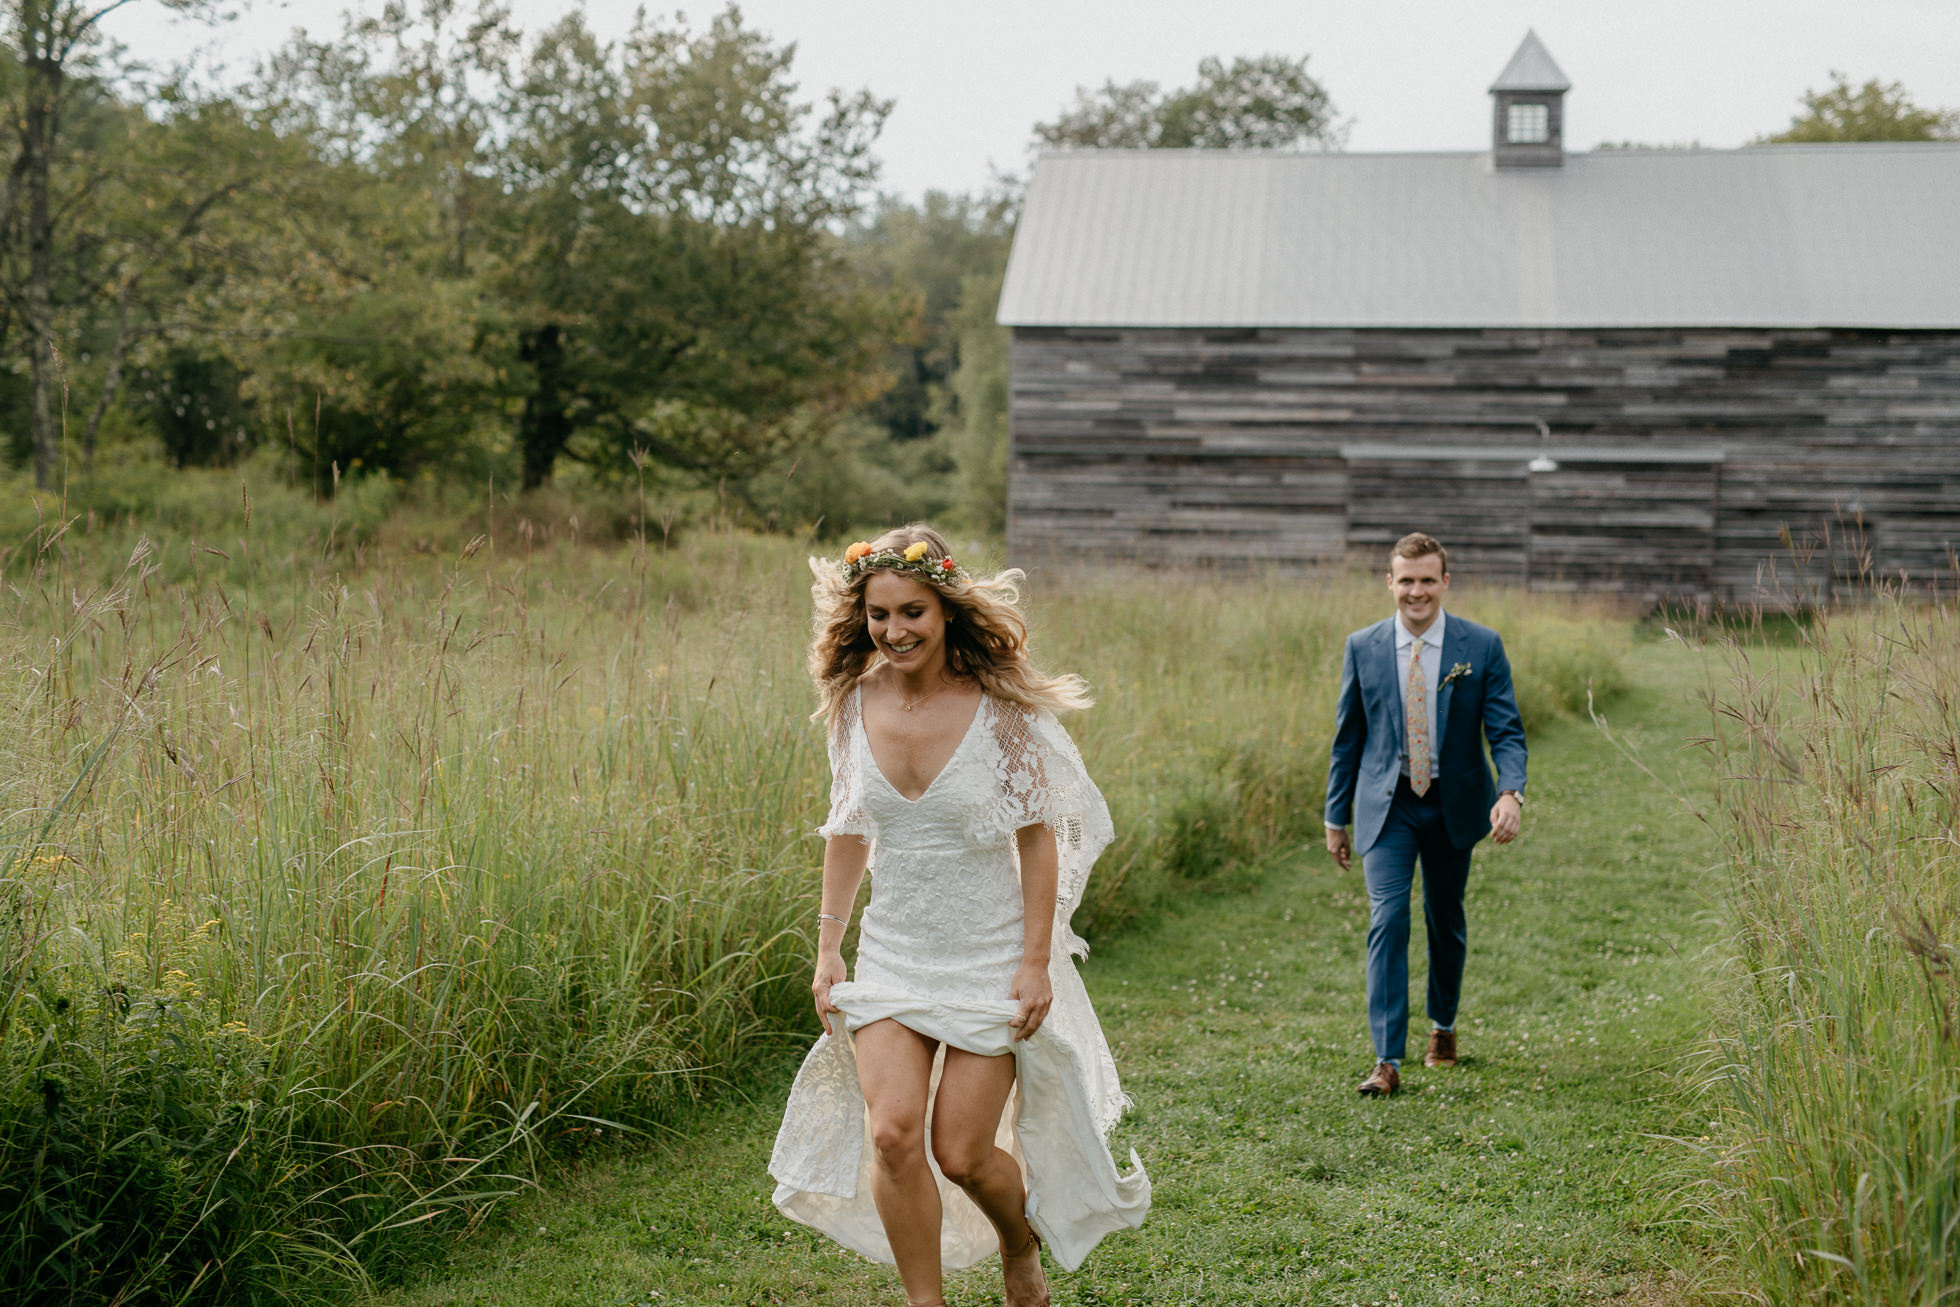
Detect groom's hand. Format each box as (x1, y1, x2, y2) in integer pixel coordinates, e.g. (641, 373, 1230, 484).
(1489, 793, 1523, 844)
(1324, 825, 1352, 870)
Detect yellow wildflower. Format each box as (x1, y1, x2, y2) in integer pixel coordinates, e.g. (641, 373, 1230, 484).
(903, 542, 930, 562)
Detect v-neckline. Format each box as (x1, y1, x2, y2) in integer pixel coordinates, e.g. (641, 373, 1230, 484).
(856, 684, 986, 804)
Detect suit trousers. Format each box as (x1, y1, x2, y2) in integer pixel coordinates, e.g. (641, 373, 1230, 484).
(1362, 778, 1474, 1063)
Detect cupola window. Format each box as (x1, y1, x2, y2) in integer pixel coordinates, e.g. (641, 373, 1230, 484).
(1506, 102, 1549, 144)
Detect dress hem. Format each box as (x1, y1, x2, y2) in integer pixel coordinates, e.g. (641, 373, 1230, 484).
(769, 985, 1150, 1272)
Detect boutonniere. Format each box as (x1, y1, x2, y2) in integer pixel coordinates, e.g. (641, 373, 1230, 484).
(1440, 662, 1473, 688)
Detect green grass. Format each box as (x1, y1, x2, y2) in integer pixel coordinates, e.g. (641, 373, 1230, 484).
(0, 499, 1633, 1305)
(366, 638, 1719, 1307)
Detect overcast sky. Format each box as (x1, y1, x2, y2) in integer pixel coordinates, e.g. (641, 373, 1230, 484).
(116, 0, 1960, 199)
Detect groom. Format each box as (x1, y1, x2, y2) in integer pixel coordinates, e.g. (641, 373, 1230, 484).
(1323, 532, 1528, 1097)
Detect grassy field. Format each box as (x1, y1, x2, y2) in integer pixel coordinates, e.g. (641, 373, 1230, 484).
(366, 639, 1722, 1307)
(1672, 593, 1960, 1304)
(0, 486, 1632, 1305)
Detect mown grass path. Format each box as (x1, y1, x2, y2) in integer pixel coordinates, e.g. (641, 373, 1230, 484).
(372, 641, 1721, 1307)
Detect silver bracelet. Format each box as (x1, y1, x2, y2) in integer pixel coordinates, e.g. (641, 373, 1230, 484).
(817, 913, 850, 928)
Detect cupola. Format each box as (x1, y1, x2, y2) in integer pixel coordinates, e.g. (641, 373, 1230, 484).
(1489, 30, 1570, 168)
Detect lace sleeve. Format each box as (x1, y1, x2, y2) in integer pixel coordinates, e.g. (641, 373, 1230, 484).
(816, 687, 872, 842)
(970, 699, 1115, 957)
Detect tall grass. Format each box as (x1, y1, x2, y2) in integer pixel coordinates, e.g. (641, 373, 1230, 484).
(0, 488, 1631, 1303)
(1681, 588, 1960, 1303)
(1038, 572, 1628, 931)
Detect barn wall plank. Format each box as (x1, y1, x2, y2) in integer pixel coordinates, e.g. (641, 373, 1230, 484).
(1008, 326, 1960, 602)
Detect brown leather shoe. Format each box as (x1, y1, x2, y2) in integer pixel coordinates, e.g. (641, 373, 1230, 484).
(1425, 1029, 1458, 1068)
(1357, 1062, 1400, 1096)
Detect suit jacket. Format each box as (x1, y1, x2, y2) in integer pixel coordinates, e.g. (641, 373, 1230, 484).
(1323, 613, 1528, 858)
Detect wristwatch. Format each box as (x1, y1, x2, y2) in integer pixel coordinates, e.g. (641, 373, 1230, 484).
(1500, 790, 1525, 806)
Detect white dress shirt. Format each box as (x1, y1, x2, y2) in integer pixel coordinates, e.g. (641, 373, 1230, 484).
(1395, 609, 1445, 782)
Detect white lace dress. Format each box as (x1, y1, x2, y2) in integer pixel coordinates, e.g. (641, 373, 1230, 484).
(769, 688, 1151, 1271)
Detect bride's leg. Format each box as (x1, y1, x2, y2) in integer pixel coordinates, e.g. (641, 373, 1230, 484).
(931, 1048, 1049, 1307)
(853, 1019, 946, 1306)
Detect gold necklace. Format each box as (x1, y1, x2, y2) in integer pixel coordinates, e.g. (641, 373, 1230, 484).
(899, 678, 950, 712)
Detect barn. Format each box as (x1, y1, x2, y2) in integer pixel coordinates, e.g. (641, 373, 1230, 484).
(995, 33, 1960, 602)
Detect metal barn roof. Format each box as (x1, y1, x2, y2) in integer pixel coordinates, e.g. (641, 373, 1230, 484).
(996, 144, 1960, 329)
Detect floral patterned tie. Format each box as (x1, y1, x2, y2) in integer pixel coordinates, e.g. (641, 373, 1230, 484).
(1406, 637, 1431, 797)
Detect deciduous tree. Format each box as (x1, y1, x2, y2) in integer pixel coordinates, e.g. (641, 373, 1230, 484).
(240, 0, 514, 482)
(1760, 72, 1959, 143)
(846, 189, 1015, 445)
(1034, 54, 1345, 152)
(491, 8, 897, 490)
(0, 0, 249, 486)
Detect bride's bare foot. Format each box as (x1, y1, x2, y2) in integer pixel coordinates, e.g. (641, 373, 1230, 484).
(1002, 1223, 1049, 1307)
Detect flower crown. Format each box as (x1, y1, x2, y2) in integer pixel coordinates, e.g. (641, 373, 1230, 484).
(840, 540, 969, 587)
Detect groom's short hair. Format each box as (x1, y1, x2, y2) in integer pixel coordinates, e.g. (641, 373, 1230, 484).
(1390, 532, 1449, 575)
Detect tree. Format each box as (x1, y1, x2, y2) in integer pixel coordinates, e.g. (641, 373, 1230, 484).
(846, 189, 1015, 444)
(1034, 54, 1346, 152)
(937, 263, 1010, 534)
(228, 0, 513, 485)
(488, 7, 898, 490)
(1760, 72, 1959, 143)
(0, 0, 251, 488)
(1032, 77, 1160, 150)
(74, 94, 291, 467)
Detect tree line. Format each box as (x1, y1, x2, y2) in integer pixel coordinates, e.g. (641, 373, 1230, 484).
(3, 0, 917, 527)
(1, 0, 1950, 534)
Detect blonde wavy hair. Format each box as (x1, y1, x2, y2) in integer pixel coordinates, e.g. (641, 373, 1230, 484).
(808, 523, 1092, 722)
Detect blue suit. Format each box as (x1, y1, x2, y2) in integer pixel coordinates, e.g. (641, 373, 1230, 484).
(1324, 613, 1527, 1063)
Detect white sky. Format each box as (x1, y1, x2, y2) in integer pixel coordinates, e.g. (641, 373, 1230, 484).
(117, 0, 1960, 200)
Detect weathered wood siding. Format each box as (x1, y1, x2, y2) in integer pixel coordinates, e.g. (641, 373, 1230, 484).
(1008, 326, 1960, 601)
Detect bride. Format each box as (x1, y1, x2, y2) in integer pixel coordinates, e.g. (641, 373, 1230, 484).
(769, 524, 1150, 1307)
